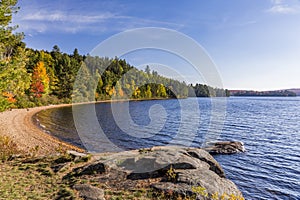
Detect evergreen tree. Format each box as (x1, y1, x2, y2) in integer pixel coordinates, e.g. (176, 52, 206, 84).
(145, 65, 151, 75)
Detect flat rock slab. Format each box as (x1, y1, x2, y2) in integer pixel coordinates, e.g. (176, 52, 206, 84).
(73, 146, 244, 199)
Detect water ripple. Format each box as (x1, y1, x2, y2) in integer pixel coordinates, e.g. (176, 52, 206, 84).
(35, 97, 300, 200)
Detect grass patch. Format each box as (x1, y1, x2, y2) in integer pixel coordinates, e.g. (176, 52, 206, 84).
(0, 162, 61, 199)
(0, 153, 88, 199)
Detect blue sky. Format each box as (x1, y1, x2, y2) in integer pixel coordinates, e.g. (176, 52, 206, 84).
(13, 0, 300, 90)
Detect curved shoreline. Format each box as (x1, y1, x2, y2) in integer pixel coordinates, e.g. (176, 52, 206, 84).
(0, 104, 85, 155)
(0, 98, 175, 155)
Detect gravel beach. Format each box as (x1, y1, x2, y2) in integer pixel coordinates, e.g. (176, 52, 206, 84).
(0, 104, 84, 155)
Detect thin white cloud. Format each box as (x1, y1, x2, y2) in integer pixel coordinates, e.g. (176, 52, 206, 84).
(21, 11, 118, 23)
(13, 5, 183, 34)
(267, 0, 299, 14)
(267, 4, 297, 14)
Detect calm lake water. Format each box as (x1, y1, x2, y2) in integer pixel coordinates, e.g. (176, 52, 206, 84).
(34, 97, 300, 200)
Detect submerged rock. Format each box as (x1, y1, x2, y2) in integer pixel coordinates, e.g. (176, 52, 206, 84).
(203, 141, 245, 154)
(70, 146, 244, 199)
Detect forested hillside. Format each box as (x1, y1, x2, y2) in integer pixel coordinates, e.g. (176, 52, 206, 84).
(0, 0, 228, 112)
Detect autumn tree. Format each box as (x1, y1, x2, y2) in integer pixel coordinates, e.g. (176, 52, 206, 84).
(113, 81, 124, 99)
(0, 0, 30, 110)
(30, 61, 49, 98)
(157, 84, 167, 98)
(145, 85, 152, 99)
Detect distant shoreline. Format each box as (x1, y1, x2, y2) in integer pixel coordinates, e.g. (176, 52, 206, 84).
(230, 95, 298, 97)
(229, 89, 298, 97)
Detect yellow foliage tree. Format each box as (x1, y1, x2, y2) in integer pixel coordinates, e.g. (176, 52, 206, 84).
(31, 61, 50, 97)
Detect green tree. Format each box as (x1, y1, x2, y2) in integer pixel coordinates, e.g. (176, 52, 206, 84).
(145, 65, 151, 75)
(0, 0, 30, 110)
(225, 89, 230, 97)
(157, 84, 167, 98)
(145, 85, 152, 99)
(50, 47, 81, 99)
(72, 62, 96, 102)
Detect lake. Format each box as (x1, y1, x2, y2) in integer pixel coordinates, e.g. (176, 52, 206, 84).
(34, 97, 300, 200)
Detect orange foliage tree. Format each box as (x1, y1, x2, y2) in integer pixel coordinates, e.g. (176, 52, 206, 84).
(2, 92, 16, 103)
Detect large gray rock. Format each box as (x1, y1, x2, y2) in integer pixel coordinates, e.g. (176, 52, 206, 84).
(72, 146, 243, 199)
(109, 146, 242, 198)
(104, 146, 214, 175)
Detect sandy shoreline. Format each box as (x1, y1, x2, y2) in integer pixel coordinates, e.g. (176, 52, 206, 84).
(0, 104, 85, 155)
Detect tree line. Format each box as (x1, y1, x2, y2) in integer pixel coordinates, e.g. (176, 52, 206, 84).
(230, 90, 296, 97)
(188, 83, 230, 97)
(0, 0, 229, 111)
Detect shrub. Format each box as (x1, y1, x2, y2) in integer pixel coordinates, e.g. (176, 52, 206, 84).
(15, 95, 36, 108)
(0, 96, 11, 112)
(192, 186, 208, 198)
(0, 135, 20, 162)
(166, 165, 177, 182)
(45, 95, 61, 105)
